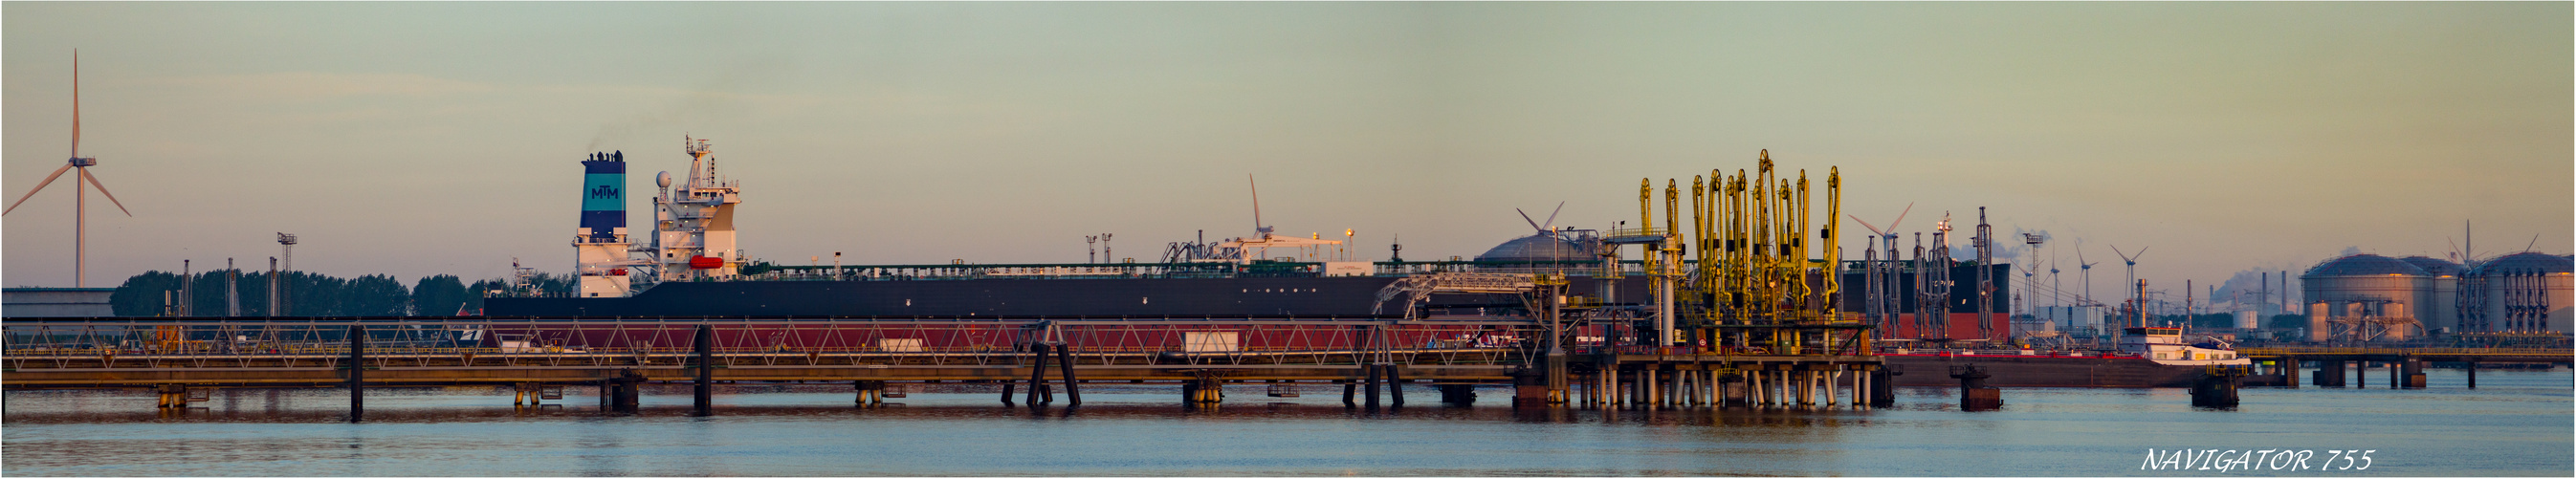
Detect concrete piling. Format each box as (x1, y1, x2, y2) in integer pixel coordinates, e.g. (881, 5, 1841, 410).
(1384, 364, 1405, 407)
(1055, 344, 1082, 405)
(1025, 343, 1050, 406)
(346, 324, 364, 423)
(694, 324, 714, 416)
(2313, 359, 2347, 387)
(1362, 362, 1381, 407)
(855, 380, 885, 406)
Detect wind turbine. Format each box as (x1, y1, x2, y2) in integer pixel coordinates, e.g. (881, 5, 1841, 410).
(1846, 202, 1913, 337)
(2018, 260, 2041, 319)
(2049, 251, 2061, 329)
(2077, 242, 2101, 331)
(1516, 201, 1566, 236)
(5, 51, 133, 287)
(2111, 245, 2148, 332)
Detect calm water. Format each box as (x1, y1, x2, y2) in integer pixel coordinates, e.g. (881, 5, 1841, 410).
(5, 368, 2568, 476)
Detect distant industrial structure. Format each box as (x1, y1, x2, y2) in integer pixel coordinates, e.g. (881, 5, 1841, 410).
(2301, 251, 2572, 341)
(1, 287, 114, 317)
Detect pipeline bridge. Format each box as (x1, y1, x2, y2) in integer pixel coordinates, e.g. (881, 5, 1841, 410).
(2235, 346, 2571, 389)
(2, 315, 1885, 420)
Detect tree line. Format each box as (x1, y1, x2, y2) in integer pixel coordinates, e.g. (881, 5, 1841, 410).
(109, 270, 578, 316)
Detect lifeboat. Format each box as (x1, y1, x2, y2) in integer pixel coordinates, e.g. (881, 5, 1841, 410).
(689, 256, 725, 270)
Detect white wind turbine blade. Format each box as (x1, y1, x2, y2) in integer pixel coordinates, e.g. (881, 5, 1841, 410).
(1845, 214, 1885, 237)
(1885, 202, 1914, 231)
(79, 169, 130, 216)
(1517, 208, 1545, 234)
(1246, 174, 1265, 235)
(4, 163, 76, 215)
(1542, 201, 1564, 230)
(72, 50, 80, 158)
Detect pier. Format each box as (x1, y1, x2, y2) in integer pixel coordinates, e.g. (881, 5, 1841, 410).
(2, 315, 1886, 416)
(2238, 346, 2572, 388)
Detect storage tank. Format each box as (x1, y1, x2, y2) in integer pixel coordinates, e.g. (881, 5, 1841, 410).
(2301, 254, 2431, 341)
(2305, 301, 2331, 341)
(2401, 256, 2462, 332)
(2459, 252, 2574, 333)
(2235, 310, 2258, 329)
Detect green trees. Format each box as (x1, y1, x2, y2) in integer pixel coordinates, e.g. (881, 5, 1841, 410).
(412, 274, 473, 316)
(109, 272, 188, 316)
(109, 270, 573, 316)
(341, 274, 409, 315)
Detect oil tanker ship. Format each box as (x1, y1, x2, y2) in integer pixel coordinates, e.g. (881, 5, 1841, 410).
(487, 138, 2243, 387)
(487, 137, 1646, 318)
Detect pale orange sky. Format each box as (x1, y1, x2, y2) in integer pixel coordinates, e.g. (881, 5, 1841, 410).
(5, 2, 2568, 308)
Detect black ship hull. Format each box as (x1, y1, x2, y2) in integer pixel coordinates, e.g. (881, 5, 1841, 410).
(488, 276, 1650, 317)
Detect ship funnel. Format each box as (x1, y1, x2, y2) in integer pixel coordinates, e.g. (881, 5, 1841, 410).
(580, 152, 626, 241)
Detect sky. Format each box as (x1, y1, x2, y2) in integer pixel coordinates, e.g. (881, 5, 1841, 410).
(5, 2, 2568, 310)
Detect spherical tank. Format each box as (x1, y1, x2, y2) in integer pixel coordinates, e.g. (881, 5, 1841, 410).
(1475, 234, 1593, 263)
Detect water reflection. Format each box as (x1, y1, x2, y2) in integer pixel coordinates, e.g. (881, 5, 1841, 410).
(5, 369, 2568, 476)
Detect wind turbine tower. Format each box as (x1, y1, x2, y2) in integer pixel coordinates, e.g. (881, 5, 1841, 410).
(2111, 245, 2148, 344)
(2022, 233, 2047, 315)
(2078, 243, 2100, 333)
(4, 51, 134, 287)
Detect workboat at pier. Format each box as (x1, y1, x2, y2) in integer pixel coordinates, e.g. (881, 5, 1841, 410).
(1882, 327, 2250, 387)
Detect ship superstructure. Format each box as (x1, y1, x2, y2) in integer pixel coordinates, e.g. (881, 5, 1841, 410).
(2117, 326, 2247, 365)
(653, 136, 743, 284)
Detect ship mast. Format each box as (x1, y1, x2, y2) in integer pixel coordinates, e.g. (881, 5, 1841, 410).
(655, 136, 745, 283)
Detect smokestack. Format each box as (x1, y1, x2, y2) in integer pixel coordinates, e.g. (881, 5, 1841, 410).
(580, 152, 627, 241)
(227, 258, 239, 317)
